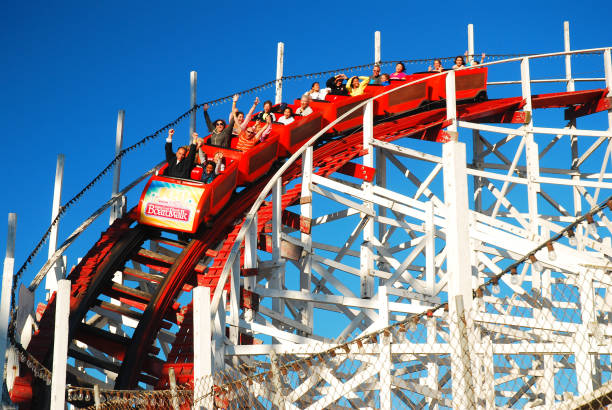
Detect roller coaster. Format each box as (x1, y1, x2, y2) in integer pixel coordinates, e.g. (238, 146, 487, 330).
(4, 40, 612, 409)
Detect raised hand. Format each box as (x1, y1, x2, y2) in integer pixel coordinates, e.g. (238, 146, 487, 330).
(254, 97, 260, 106)
(233, 94, 239, 103)
(168, 129, 175, 139)
(203, 103, 209, 111)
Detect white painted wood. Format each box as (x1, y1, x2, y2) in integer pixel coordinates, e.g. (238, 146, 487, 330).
(450, 295, 476, 409)
(110, 109, 124, 225)
(0, 213, 16, 388)
(300, 146, 313, 330)
(190, 71, 197, 144)
(443, 142, 473, 309)
(361, 100, 375, 297)
(275, 42, 284, 105)
(564, 21, 575, 92)
(467, 23, 474, 65)
(168, 367, 179, 410)
(229, 255, 240, 344)
(374, 31, 381, 64)
(50, 279, 70, 410)
(46, 154, 64, 299)
(94, 384, 101, 409)
(193, 286, 212, 390)
(446, 71, 457, 134)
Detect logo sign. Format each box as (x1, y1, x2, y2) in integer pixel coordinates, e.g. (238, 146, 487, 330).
(140, 179, 206, 232)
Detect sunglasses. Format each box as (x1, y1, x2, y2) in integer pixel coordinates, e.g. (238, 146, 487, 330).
(215, 122, 224, 126)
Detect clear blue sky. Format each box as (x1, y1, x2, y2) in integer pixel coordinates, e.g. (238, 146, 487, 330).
(1, 1, 611, 303)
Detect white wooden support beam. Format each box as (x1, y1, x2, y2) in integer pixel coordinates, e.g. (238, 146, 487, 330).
(46, 154, 64, 300)
(450, 295, 476, 410)
(425, 201, 435, 296)
(521, 57, 540, 237)
(0, 213, 16, 387)
(467, 24, 475, 65)
(564, 21, 575, 92)
(193, 286, 212, 407)
(575, 270, 595, 395)
(604, 49, 612, 130)
(360, 100, 375, 298)
(376, 147, 387, 253)
(229, 256, 240, 344)
(190, 71, 197, 144)
(300, 147, 313, 331)
(443, 141, 473, 309)
(275, 42, 284, 105)
(110, 109, 125, 225)
(213, 290, 227, 372)
(168, 367, 179, 410)
(244, 214, 257, 323)
(271, 179, 285, 334)
(50, 279, 70, 410)
(445, 71, 457, 137)
(374, 31, 381, 65)
(378, 286, 392, 410)
(93, 384, 101, 409)
(426, 312, 439, 410)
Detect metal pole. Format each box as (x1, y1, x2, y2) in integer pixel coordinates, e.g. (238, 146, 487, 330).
(110, 110, 125, 225)
(374, 31, 381, 64)
(275, 43, 284, 105)
(467, 24, 475, 64)
(46, 154, 64, 300)
(193, 286, 212, 408)
(564, 21, 575, 92)
(0, 213, 17, 386)
(190, 71, 197, 144)
(50, 279, 71, 410)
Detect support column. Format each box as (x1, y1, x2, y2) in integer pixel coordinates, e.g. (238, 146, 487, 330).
(378, 286, 391, 410)
(361, 101, 375, 298)
(193, 286, 213, 409)
(275, 42, 284, 105)
(467, 24, 474, 65)
(46, 154, 65, 300)
(228, 256, 240, 345)
(564, 21, 574, 92)
(271, 179, 285, 332)
(0, 213, 16, 387)
(374, 31, 381, 65)
(300, 147, 313, 331)
(190, 71, 197, 144)
(50, 279, 71, 410)
(376, 147, 388, 272)
(244, 215, 257, 323)
(445, 71, 457, 138)
(443, 141, 475, 409)
(110, 110, 125, 225)
(521, 57, 540, 237)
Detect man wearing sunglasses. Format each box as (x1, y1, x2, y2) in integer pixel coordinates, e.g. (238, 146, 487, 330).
(203, 97, 236, 148)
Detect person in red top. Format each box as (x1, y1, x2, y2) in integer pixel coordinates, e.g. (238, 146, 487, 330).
(236, 115, 271, 152)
